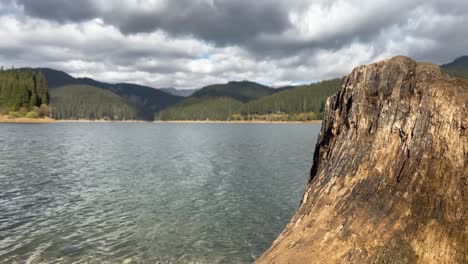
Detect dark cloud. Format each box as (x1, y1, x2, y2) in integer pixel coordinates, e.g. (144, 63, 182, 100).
(125, 1, 290, 44)
(17, 0, 97, 21)
(16, 0, 291, 46)
(0, 0, 467, 88)
(14, 0, 460, 61)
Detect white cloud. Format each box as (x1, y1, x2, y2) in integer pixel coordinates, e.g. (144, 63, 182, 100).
(0, 0, 467, 89)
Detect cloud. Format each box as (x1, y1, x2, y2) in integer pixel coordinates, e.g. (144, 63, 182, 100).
(15, 0, 291, 45)
(0, 0, 467, 89)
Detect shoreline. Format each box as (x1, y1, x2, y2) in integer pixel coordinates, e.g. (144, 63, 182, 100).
(0, 117, 322, 124)
(56, 119, 148, 123)
(154, 120, 322, 124)
(0, 116, 56, 123)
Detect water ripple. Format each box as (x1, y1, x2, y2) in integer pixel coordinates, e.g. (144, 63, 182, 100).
(0, 123, 320, 263)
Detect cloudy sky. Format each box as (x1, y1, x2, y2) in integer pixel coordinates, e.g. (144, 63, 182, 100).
(0, 0, 467, 89)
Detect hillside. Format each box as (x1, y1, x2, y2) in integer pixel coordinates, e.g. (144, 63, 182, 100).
(257, 56, 467, 263)
(110, 83, 182, 115)
(158, 79, 341, 121)
(440, 56, 468, 79)
(50, 85, 139, 120)
(156, 80, 273, 121)
(159, 87, 199, 97)
(157, 97, 243, 120)
(273, 85, 298, 93)
(0, 68, 49, 117)
(239, 79, 341, 120)
(192, 81, 274, 102)
(25, 68, 183, 119)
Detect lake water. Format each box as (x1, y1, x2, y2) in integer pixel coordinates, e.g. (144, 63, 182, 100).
(0, 123, 320, 263)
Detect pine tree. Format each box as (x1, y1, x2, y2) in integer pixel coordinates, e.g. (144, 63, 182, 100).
(0, 69, 50, 116)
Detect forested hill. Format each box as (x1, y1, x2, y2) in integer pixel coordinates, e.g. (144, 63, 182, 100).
(157, 80, 275, 120)
(50, 85, 139, 120)
(23, 67, 183, 119)
(156, 97, 243, 121)
(441, 56, 468, 79)
(192, 81, 275, 102)
(238, 79, 342, 119)
(158, 79, 342, 121)
(0, 68, 51, 118)
(160, 87, 199, 97)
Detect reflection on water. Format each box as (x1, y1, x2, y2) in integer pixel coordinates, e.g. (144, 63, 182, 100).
(0, 123, 320, 263)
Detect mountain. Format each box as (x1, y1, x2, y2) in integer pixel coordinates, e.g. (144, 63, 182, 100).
(50, 85, 139, 120)
(192, 81, 274, 102)
(156, 80, 275, 120)
(157, 97, 242, 120)
(239, 79, 341, 120)
(109, 82, 182, 115)
(440, 56, 468, 79)
(257, 57, 467, 263)
(273, 85, 298, 93)
(159, 87, 199, 97)
(157, 79, 341, 121)
(24, 68, 183, 119)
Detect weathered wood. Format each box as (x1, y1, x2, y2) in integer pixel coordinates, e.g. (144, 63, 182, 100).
(257, 56, 467, 264)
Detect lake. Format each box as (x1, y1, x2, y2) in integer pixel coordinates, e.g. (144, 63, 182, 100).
(0, 123, 320, 263)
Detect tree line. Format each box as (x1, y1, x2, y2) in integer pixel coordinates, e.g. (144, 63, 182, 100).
(0, 68, 50, 118)
(157, 79, 342, 121)
(50, 85, 140, 120)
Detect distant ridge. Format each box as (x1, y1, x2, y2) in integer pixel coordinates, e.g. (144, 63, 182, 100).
(441, 55, 468, 69)
(440, 55, 468, 79)
(158, 79, 341, 121)
(160, 87, 199, 97)
(191, 81, 275, 102)
(157, 80, 275, 120)
(21, 67, 183, 120)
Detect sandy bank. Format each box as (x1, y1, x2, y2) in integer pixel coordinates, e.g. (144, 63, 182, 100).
(56, 119, 149, 123)
(154, 120, 322, 124)
(0, 116, 56, 123)
(0, 116, 322, 124)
